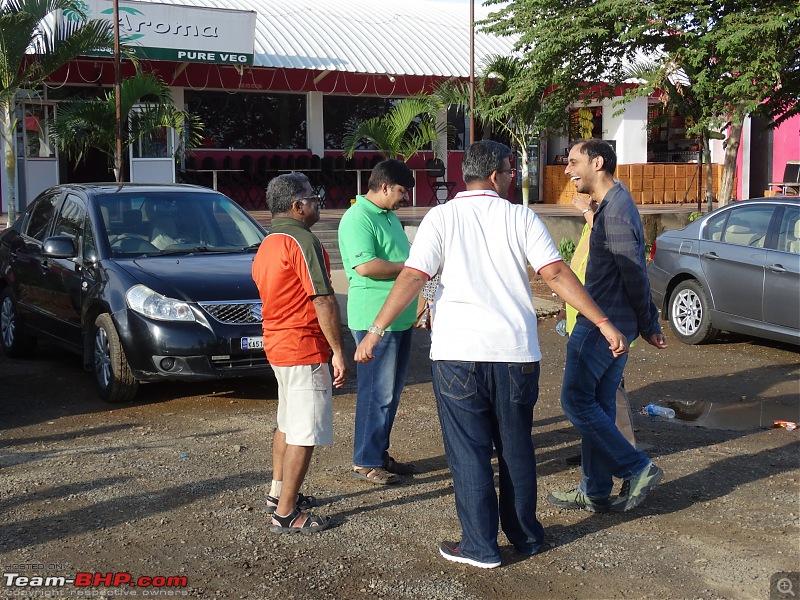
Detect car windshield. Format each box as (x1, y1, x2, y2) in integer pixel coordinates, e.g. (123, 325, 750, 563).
(96, 191, 266, 257)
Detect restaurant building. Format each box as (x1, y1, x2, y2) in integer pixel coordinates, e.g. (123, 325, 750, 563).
(3, 0, 795, 213)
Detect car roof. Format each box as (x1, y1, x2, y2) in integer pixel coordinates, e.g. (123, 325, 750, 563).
(735, 196, 799, 205)
(45, 183, 217, 196)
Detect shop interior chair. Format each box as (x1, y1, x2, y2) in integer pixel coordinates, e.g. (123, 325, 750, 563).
(425, 158, 456, 204)
(769, 161, 800, 195)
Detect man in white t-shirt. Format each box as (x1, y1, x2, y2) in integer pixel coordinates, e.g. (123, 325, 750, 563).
(355, 140, 627, 569)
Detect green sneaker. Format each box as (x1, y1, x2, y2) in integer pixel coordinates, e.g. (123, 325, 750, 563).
(611, 463, 664, 512)
(546, 488, 610, 513)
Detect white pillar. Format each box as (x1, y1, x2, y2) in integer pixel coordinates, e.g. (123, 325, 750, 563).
(603, 95, 648, 164)
(308, 92, 324, 156)
(0, 122, 9, 217)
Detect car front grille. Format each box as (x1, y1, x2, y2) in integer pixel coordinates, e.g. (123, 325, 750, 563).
(199, 300, 262, 325)
(211, 355, 270, 370)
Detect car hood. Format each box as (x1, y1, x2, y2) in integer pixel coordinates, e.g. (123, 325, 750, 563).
(115, 253, 260, 302)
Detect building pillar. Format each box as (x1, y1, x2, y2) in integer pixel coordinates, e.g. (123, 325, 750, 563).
(308, 91, 324, 156)
(603, 95, 648, 164)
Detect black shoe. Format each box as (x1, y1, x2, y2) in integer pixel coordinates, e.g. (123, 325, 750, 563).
(265, 492, 318, 515)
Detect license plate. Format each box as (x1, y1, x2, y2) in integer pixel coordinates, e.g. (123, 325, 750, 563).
(240, 336, 264, 351)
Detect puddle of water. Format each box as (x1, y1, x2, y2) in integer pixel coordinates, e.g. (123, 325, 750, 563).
(658, 399, 800, 431)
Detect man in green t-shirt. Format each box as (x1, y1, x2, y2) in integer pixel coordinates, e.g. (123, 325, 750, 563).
(338, 160, 417, 484)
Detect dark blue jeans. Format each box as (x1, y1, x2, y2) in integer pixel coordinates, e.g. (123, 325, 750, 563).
(432, 360, 545, 564)
(561, 320, 651, 498)
(351, 328, 413, 468)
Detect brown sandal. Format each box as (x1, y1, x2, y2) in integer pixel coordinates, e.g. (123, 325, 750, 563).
(351, 466, 401, 485)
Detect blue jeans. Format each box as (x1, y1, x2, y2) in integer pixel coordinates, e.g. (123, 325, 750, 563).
(561, 320, 651, 498)
(351, 328, 413, 468)
(433, 360, 545, 565)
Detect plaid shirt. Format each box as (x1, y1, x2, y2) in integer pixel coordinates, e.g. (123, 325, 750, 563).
(582, 183, 662, 341)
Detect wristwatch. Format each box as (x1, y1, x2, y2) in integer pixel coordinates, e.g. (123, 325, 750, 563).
(367, 325, 385, 337)
(581, 207, 591, 214)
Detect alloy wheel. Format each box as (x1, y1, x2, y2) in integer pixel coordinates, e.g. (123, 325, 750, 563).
(1, 296, 15, 349)
(672, 287, 703, 337)
(94, 325, 112, 388)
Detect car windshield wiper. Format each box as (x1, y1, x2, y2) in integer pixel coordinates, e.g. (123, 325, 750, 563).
(157, 246, 231, 256)
(238, 243, 262, 252)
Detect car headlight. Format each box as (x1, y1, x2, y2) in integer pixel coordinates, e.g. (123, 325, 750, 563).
(126, 284, 196, 322)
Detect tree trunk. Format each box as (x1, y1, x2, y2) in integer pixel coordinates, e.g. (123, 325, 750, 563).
(2, 105, 18, 226)
(718, 118, 743, 206)
(520, 148, 530, 208)
(703, 132, 713, 211)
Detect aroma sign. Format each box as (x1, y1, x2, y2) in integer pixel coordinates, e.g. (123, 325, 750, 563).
(75, 0, 256, 65)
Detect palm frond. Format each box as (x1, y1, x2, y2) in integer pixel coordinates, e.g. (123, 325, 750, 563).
(51, 72, 204, 170)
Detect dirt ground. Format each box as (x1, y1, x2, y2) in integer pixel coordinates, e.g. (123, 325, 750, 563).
(1, 277, 798, 600)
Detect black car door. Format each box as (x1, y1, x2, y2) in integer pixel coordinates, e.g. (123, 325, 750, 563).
(38, 193, 90, 350)
(12, 190, 62, 333)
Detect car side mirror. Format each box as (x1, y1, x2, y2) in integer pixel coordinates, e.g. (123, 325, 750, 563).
(43, 235, 77, 258)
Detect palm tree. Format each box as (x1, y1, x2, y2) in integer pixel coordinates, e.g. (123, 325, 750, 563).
(342, 95, 449, 162)
(436, 55, 547, 207)
(50, 72, 203, 177)
(0, 0, 114, 225)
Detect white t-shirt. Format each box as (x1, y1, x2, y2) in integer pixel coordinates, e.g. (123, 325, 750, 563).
(405, 190, 561, 362)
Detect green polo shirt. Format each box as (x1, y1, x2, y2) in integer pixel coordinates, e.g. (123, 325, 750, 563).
(338, 195, 416, 331)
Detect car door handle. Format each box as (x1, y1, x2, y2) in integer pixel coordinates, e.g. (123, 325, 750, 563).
(700, 252, 719, 260)
(766, 264, 787, 273)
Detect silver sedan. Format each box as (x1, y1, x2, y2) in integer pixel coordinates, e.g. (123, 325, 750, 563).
(647, 197, 799, 345)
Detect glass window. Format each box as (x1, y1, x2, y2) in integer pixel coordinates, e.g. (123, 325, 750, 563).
(323, 96, 402, 150)
(53, 195, 86, 242)
(132, 126, 170, 158)
(721, 206, 774, 248)
(704, 211, 727, 242)
(447, 105, 466, 151)
(185, 91, 307, 149)
(775, 206, 800, 255)
(83, 212, 97, 261)
(24, 104, 55, 158)
(25, 193, 59, 242)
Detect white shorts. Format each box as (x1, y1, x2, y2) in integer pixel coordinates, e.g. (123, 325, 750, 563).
(273, 363, 333, 446)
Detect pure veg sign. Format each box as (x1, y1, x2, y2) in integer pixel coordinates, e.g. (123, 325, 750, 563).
(69, 0, 256, 65)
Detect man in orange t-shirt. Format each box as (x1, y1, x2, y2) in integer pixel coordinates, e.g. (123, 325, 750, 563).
(252, 173, 348, 534)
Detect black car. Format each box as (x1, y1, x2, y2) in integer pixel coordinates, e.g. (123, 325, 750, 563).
(0, 183, 270, 402)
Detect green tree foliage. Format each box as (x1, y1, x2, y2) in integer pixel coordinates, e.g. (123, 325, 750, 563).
(0, 0, 114, 224)
(436, 55, 553, 206)
(341, 95, 449, 162)
(481, 0, 799, 204)
(50, 72, 203, 174)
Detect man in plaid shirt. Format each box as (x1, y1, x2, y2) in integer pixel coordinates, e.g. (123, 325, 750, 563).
(548, 140, 668, 514)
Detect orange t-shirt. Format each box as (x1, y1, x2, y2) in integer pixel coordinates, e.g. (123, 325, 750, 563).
(251, 217, 334, 366)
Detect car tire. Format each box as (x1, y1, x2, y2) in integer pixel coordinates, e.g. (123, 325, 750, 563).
(0, 287, 38, 358)
(669, 280, 718, 345)
(93, 313, 139, 403)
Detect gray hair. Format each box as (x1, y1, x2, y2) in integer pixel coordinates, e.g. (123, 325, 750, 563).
(462, 140, 513, 183)
(267, 173, 311, 215)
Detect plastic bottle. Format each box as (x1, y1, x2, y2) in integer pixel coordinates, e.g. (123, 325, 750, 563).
(555, 319, 568, 337)
(644, 404, 675, 418)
